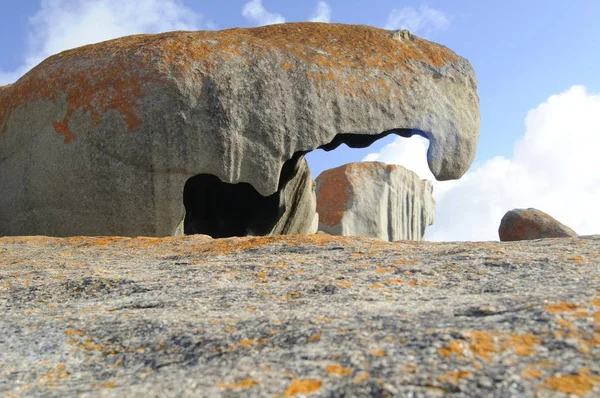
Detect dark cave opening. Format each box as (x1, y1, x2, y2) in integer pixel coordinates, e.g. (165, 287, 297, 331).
(183, 174, 281, 238)
(182, 129, 426, 238)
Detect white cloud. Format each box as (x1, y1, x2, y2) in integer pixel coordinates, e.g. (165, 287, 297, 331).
(0, 0, 213, 85)
(242, 0, 285, 26)
(363, 86, 600, 241)
(384, 4, 450, 37)
(310, 1, 332, 23)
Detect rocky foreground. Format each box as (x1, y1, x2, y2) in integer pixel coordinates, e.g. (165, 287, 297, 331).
(1, 234, 599, 397)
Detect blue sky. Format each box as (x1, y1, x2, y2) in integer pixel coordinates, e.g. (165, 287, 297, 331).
(1, 1, 599, 240)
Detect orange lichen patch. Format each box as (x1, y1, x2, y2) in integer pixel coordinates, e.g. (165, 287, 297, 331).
(313, 316, 332, 324)
(65, 329, 85, 337)
(374, 268, 394, 274)
(468, 331, 499, 361)
(590, 298, 600, 307)
(403, 364, 418, 373)
(438, 340, 464, 357)
(308, 333, 321, 342)
(0, 50, 153, 142)
(326, 364, 353, 377)
(78, 338, 106, 352)
(572, 310, 589, 318)
(39, 364, 70, 387)
(283, 379, 322, 397)
(545, 302, 585, 313)
(522, 368, 543, 379)
(219, 379, 259, 389)
(566, 255, 585, 263)
(543, 368, 599, 396)
(238, 339, 255, 347)
(266, 262, 289, 268)
(315, 167, 353, 227)
(370, 349, 386, 357)
(556, 318, 575, 328)
(505, 333, 542, 357)
(352, 372, 370, 384)
(383, 279, 404, 285)
(96, 381, 118, 389)
(335, 280, 352, 289)
(438, 370, 472, 386)
(408, 280, 431, 287)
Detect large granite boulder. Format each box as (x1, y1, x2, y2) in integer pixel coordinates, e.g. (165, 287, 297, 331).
(315, 162, 435, 241)
(1, 235, 599, 396)
(0, 23, 479, 237)
(499, 208, 578, 241)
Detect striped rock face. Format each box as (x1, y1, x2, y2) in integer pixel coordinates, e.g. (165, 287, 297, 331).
(315, 162, 435, 241)
(0, 23, 478, 237)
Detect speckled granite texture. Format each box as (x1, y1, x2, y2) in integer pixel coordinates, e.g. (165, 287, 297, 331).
(1, 234, 599, 397)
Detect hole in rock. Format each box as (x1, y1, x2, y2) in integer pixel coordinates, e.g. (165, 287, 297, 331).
(183, 174, 281, 238)
(182, 153, 305, 238)
(307, 128, 428, 180)
(183, 129, 428, 238)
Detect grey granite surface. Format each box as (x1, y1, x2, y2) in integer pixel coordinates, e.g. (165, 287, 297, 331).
(1, 234, 599, 397)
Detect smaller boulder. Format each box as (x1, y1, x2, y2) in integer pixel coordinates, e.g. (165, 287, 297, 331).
(498, 208, 578, 241)
(315, 162, 435, 241)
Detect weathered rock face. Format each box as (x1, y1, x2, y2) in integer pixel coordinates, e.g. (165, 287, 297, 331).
(499, 208, 578, 241)
(315, 162, 434, 241)
(0, 23, 479, 237)
(1, 235, 598, 396)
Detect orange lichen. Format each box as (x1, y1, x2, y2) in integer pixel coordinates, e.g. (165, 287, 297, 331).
(545, 302, 585, 313)
(543, 368, 599, 396)
(438, 340, 464, 357)
(505, 333, 541, 357)
(352, 372, 370, 384)
(315, 167, 353, 227)
(65, 329, 85, 337)
(326, 364, 353, 376)
(308, 333, 322, 342)
(370, 349, 386, 357)
(335, 280, 352, 288)
(283, 379, 322, 397)
(522, 368, 543, 379)
(238, 339, 255, 347)
(383, 279, 404, 285)
(39, 364, 70, 387)
(219, 379, 259, 389)
(468, 331, 499, 361)
(438, 370, 472, 386)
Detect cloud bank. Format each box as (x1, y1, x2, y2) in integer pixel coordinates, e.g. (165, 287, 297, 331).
(242, 0, 286, 26)
(310, 1, 332, 23)
(384, 4, 450, 37)
(364, 86, 600, 241)
(0, 0, 211, 85)
(242, 1, 331, 26)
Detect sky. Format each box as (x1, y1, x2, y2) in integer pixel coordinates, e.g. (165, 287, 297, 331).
(0, 0, 599, 241)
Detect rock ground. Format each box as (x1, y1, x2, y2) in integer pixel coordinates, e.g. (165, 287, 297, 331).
(1, 234, 599, 397)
